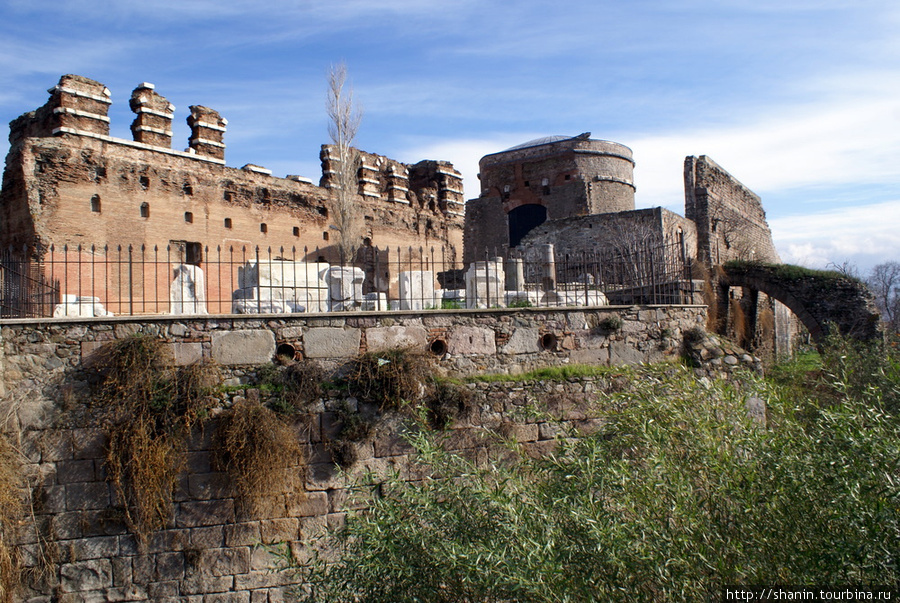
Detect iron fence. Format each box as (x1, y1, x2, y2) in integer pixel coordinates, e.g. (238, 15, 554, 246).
(0, 239, 696, 319)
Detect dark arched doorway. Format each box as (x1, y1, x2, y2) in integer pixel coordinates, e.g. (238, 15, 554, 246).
(508, 204, 547, 247)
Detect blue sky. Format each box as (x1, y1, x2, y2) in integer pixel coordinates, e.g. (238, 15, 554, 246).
(1, 0, 898, 273)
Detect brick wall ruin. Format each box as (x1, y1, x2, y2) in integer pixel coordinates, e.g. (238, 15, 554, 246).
(0, 75, 464, 302)
(684, 155, 780, 265)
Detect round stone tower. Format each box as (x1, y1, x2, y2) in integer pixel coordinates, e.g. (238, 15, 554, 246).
(464, 133, 635, 262)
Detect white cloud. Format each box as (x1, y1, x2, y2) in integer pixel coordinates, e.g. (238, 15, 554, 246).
(770, 199, 900, 270)
(627, 71, 900, 211)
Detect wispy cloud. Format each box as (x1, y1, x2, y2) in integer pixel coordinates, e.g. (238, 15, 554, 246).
(771, 199, 900, 271)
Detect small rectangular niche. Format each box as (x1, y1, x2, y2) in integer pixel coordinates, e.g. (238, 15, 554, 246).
(224, 217, 232, 229)
(184, 212, 193, 224)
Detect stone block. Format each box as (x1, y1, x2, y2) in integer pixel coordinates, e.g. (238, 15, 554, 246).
(53, 296, 113, 318)
(176, 499, 235, 528)
(284, 491, 328, 518)
(190, 525, 224, 549)
(326, 266, 365, 306)
(465, 259, 505, 309)
(239, 260, 328, 289)
(170, 264, 208, 315)
(65, 482, 110, 511)
(71, 429, 106, 460)
(204, 592, 251, 603)
(303, 327, 360, 358)
(568, 348, 610, 365)
(179, 574, 234, 595)
(59, 559, 113, 592)
(56, 459, 96, 483)
(210, 330, 275, 365)
(259, 518, 299, 544)
(448, 326, 496, 356)
(169, 342, 203, 366)
(608, 341, 645, 366)
(155, 551, 185, 581)
(147, 529, 190, 553)
(196, 547, 251, 577)
(225, 522, 261, 547)
(188, 472, 231, 500)
(399, 270, 436, 310)
(366, 326, 428, 353)
(68, 536, 118, 560)
(499, 327, 540, 354)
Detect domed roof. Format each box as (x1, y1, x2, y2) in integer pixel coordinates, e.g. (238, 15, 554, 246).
(502, 135, 573, 152)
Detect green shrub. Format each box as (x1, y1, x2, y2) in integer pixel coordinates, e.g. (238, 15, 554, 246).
(598, 314, 623, 332)
(294, 347, 900, 602)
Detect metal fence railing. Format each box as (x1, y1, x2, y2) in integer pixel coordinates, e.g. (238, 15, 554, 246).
(0, 239, 697, 319)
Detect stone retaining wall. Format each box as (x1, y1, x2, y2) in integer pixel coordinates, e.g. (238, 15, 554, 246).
(0, 306, 765, 602)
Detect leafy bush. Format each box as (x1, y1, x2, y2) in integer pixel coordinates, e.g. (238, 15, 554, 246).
(507, 298, 533, 308)
(295, 345, 900, 602)
(598, 314, 623, 332)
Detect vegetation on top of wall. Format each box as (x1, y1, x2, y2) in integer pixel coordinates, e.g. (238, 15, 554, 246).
(0, 433, 22, 603)
(465, 364, 626, 383)
(292, 337, 900, 602)
(92, 336, 219, 547)
(724, 260, 862, 284)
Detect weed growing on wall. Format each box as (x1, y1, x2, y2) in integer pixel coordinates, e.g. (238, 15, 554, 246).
(214, 400, 305, 517)
(94, 336, 217, 547)
(0, 433, 22, 603)
(425, 380, 474, 429)
(281, 362, 326, 411)
(346, 349, 432, 410)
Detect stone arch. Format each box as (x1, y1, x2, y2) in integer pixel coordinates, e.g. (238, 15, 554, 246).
(721, 263, 881, 343)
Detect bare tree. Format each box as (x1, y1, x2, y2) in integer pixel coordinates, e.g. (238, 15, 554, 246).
(326, 62, 363, 264)
(867, 261, 900, 331)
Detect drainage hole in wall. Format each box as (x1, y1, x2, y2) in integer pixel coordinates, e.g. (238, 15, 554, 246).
(429, 339, 448, 356)
(276, 343, 296, 360)
(540, 333, 558, 351)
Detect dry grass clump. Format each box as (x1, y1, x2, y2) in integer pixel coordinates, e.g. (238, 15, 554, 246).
(95, 336, 217, 547)
(426, 380, 475, 429)
(0, 433, 22, 603)
(730, 298, 748, 347)
(214, 400, 305, 517)
(347, 348, 432, 410)
(282, 361, 326, 411)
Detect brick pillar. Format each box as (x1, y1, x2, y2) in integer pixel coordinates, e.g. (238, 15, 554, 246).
(358, 159, 381, 200)
(187, 105, 226, 160)
(386, 165, 410, 204)
(48, 74, 111, 136)
(438, 166, 465, 216)
(129, 83, 174, 148)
